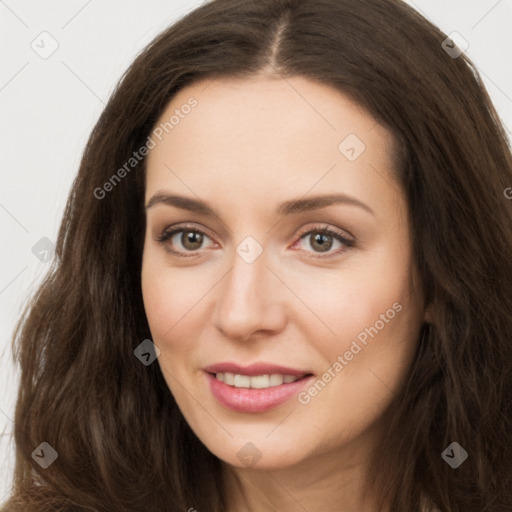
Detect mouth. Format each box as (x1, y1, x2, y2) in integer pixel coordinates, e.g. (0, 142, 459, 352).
(209, 371, 312, 389)
(203, 363, 315, 413)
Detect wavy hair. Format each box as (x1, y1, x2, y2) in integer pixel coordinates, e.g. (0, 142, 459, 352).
(2, 0, 512, 510)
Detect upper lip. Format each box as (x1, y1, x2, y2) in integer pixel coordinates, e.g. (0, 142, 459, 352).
(203, 362, 313, 378)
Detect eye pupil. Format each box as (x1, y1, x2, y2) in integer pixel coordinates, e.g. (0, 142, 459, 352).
(182, 230, 203, 250)
(311, 232, 333, 252)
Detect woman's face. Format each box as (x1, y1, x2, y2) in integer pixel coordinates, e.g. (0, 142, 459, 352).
(141, 75, 427, 471)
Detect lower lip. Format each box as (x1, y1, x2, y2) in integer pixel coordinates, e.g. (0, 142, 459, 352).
(205, 372, 314, 413)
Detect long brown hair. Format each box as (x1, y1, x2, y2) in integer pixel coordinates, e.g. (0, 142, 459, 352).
(3, 0, 512, 510)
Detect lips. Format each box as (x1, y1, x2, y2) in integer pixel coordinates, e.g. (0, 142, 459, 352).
(203, 361, 315, 413)
(203, 362, 312, 378)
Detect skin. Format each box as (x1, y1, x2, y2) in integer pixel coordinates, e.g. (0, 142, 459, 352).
(141, 75, 429, 512)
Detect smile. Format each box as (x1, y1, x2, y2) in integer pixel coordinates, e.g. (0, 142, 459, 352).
(215, 372, 301, 388)
(204, 368, 314, 413)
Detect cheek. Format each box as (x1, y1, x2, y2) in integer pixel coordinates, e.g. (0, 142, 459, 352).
(141, 246, 215, 368)
(141, 265, 173, 340)
(142, 242, 193, 332)
(290, 249, 417, 356)
(141, 255, 196, 394)
(299, 275, 420, 433)
(297, 266, 422, 419)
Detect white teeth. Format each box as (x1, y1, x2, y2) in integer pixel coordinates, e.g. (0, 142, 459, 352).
(269, 374, 284, 386)
(215, 372, 300, 389)
(233, 374, 251, 388)
(250, 375, 270, 389)
(223, 372, 235, 385)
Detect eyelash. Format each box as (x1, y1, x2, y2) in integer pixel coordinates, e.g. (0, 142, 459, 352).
(155, 222, 355, 259)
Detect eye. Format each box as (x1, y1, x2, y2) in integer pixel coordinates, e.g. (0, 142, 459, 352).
(155, 222, 355, 259)
(155, 223, 216, 257)
(293, 224, 355, 258)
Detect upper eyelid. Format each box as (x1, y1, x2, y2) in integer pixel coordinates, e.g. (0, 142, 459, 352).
(296, 224, 354, 241)
(157, 221, 353, 239)
(159, 222, 216, 242)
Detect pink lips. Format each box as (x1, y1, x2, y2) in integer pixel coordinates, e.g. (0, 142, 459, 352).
(203, 362, 314, 413)
(203, 362, 311, 378)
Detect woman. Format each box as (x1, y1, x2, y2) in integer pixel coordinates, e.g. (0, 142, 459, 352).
(3, 0, 511, 510)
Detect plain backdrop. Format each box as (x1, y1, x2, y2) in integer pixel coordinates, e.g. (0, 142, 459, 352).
(1, 0, 511, 503)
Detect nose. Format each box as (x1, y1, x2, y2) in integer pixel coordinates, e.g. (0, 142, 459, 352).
(211, 246, 286, 342)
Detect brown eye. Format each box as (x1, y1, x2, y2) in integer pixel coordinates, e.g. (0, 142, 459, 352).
(155, 224, 215, 257)
(295, 225, 355, 258)
(309, 232, 334, 253)
(179, 230, 204, 251)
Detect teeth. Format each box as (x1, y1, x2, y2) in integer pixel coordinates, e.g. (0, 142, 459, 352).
(250, 374, 270, 389)
(233, 374, 251, 388)
(215, 372, 300, 389)
(269, 374, 283, 386)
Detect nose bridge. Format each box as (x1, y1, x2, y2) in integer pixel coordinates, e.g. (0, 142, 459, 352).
(212, 239, 283, 339)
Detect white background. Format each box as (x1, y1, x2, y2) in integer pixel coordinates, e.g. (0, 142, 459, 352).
(1, 0, 511, 503)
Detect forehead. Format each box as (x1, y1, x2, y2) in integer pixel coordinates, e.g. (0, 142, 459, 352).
(145, 75, 400, 214)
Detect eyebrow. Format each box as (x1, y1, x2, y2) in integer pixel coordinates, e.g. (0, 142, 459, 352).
(145, 192, 375, 217)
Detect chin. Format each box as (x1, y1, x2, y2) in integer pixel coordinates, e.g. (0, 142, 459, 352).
(202, 434, 311, 471)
